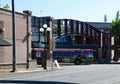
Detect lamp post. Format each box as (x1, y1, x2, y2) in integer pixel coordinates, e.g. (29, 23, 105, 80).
(23, 10, 32, 69)
(40, 24, 51, 69)
(106, 31, 110, 63)
(98, 30, 103, 63)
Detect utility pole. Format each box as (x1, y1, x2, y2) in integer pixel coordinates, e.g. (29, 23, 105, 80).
(11, 0, 16, 72)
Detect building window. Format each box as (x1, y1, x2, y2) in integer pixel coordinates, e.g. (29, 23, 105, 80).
(35, 18, 39, 27)
(31, 27, 39, 42)
(31, 17, 35, 26)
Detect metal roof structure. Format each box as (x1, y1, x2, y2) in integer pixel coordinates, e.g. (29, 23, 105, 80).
(86, 22, 111, 29)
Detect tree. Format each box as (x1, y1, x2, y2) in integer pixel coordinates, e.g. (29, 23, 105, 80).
(110, 11, 120, 61)
(115, 11, 119, 21)
(3, 4, 9, 9)
(110, 19, 120, 47)
(110, 11, 120, 47)
(53, 24, 63, 34)
(0, 2, 10, 9)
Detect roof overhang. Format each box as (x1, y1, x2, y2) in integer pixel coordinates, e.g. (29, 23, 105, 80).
(0, 38, 12, 46)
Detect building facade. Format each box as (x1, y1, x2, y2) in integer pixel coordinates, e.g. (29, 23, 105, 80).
(0, 8, 31, 66)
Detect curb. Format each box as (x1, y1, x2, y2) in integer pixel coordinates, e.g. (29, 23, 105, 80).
(0, 67, 63, 75)
(0, 63, 78, 75)
(0, 68, 44, 75)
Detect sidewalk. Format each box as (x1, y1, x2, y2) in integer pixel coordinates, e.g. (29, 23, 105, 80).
(0, 63, 90, 75)
(0, 67, 45, 76)
(0, 63, 66, 76)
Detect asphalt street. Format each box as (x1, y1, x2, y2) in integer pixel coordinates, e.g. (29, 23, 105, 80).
(0, 64, 120, 84)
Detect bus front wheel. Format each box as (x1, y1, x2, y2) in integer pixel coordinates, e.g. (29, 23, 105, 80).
(74, 60, 81, 65)
(37, 59, 42, 65)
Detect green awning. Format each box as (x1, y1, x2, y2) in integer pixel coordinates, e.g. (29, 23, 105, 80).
(0, 38, 12, 46)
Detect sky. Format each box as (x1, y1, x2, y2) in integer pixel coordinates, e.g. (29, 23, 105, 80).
(0, 0, 120, 22)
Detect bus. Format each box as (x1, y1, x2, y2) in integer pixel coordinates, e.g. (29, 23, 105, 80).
(32, 48, 95, 65)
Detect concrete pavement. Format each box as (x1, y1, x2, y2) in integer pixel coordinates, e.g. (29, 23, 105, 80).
(0, 63, 100, 76)
(0, 67, 44, 76)
(0, 63, 73, 75)
(0, 62, 119, 76)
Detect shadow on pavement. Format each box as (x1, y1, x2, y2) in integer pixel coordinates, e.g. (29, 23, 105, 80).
(0, 80, 78, 84)
(110, 62, 120, 64)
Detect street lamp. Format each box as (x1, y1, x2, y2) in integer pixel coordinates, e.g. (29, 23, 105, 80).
(23, 10, 32, 69)
(106, 31, 110, 63)
(39, 24, 51, 69)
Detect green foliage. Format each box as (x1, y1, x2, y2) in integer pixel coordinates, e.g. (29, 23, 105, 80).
(53, 24, 63, 34)
(115, 11, 119, 21)
(110, 20, 120, 36)
(110, 11, 120, 47)
(110, 20, 120, 46)
(69, 58, 75, 63)
(53, 24, 58, 34)
(3, 4, 9, 9)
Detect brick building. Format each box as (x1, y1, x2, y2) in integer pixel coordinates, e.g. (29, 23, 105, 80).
(0, 8, 31, 68)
